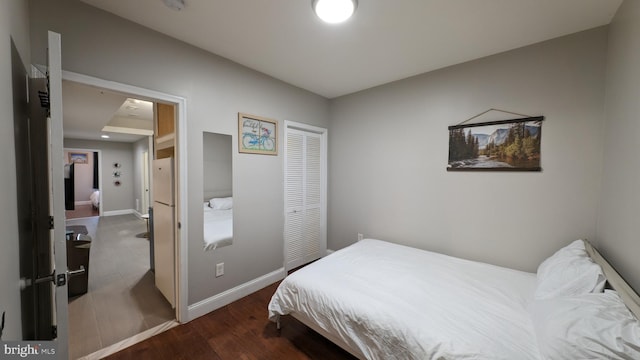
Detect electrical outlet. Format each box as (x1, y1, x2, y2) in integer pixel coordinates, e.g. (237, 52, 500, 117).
(216, 262, 224, 277)
(357, 233, 364, 241)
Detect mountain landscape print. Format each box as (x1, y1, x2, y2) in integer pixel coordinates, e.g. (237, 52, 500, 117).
(447, 116, 544, 171)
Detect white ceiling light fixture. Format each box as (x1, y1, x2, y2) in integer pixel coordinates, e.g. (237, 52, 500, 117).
(312, 0, 357, 24)
(101, 134, 110, 139)
(162, 0, 185, 11)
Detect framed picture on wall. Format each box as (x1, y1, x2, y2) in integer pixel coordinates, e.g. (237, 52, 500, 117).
(447, 116, 544, 171)
(68, 152, 88, 164)
(238, 113, 278, 155)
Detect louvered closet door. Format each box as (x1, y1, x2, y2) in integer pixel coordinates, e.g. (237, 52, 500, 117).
(285, 127, 325, 270)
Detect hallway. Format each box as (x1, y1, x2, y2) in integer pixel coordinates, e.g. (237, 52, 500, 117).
(66, 214, 174, 359)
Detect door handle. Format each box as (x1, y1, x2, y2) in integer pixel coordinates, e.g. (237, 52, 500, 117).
(34, 272, 56, 285)
(31, 266, 85, 288)
(67, 266, 86, 278)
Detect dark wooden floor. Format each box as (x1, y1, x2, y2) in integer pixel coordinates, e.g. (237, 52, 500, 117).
(105, 282, 356, 360)
(65, 204, 99, 219)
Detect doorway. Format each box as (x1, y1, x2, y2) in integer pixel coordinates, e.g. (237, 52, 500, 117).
(61, 72, 185, 358)
(64, 148, 101, 220)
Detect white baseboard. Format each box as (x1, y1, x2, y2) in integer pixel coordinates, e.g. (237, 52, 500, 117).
(187, 267, 286, 322)
(75, 200, 92, 206)
(79, 320, 179, 360)
(103, 209, 135, 216)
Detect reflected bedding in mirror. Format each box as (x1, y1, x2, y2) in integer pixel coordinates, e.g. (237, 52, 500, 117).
(203, 201, 233, 251)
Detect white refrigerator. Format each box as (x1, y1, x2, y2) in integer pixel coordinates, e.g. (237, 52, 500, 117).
(153, 157, 175, 308)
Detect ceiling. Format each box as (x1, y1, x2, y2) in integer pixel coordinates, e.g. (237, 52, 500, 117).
(79, 0, 622, 99)
(63, 80, 153, 143)
(65, 0, 622, 143)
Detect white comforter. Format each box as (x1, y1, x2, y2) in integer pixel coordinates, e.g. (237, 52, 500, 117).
(203, 207, 233, 251)
(90, 190, 100, 208)
(268, 239, 541, 360)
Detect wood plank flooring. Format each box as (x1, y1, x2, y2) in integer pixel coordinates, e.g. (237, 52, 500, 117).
(66, 203, 99, 219)
(105, 282, 356, 360)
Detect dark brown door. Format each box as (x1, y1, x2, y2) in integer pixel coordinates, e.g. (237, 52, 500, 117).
(11, 41, 54, 339)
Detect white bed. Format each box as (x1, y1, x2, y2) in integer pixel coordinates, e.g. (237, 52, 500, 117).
(268, 239, 640, 360)
(203, 201, 233, 251)
(90, 189, 100, 209)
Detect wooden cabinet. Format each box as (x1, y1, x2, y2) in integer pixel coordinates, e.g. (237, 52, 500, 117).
(155, 103, 175, 159)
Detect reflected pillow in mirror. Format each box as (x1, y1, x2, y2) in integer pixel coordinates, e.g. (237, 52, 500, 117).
(209, 197, 232, 210)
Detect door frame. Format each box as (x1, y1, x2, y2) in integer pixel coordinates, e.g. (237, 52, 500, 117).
(49, 31, 68, 357)
(63, 147, 103, 216)
(142, 148, 150, 214)
(283, 120, 328, 271)
(62, 70, 189, 323)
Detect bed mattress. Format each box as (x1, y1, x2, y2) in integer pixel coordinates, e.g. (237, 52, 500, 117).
(268, 239, 541, 360)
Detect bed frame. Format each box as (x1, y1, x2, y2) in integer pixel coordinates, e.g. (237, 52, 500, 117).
(277, 240, 640, 359)
(289, 312, 366, 359)
(583, 239, 640, 320)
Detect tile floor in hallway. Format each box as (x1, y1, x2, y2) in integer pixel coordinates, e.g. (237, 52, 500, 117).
(65, 214, 174, 359)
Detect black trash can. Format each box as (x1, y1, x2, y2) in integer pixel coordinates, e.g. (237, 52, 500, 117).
(67, 233, 91, 297)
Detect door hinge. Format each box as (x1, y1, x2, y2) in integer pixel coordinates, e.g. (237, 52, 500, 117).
(51, 325, 57, 339)
(49, 216, 54, 230)
(38, 90, 50, 109)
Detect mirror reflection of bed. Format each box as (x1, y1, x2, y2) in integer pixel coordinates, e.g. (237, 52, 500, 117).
(203, 132, 233, 251)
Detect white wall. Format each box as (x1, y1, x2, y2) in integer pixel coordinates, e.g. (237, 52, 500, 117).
(64, 139, 136, 212)
(30, 0, 329, 306)
(329, 27, 608, 272)
(0, 0, 30, 340)
(597, 0, 640, 292)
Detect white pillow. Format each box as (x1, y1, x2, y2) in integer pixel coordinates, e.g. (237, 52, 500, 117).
(535, 240, 605, 299)
(531, 291, 640, 359)
(209, 197, 232, 210)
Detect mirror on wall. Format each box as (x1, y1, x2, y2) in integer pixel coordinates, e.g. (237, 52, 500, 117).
(203, 132, 233, 251)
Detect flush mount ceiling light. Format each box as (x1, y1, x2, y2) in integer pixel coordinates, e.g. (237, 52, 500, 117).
(162, 0, 185, 11)
(101, 134, 110, 139)
(312, 0, 357, 24)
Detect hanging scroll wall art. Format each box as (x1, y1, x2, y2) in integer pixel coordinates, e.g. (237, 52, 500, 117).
(447, 116, 544, 171)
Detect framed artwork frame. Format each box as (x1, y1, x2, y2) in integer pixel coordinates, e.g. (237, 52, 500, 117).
(68, 152, 88, 164)
(238, 113, 278, 155)
(447, 116, 544, 171)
